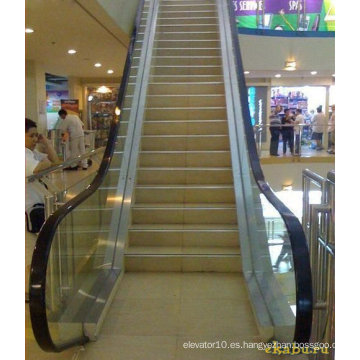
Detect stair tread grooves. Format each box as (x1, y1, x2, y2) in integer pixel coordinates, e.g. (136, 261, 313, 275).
(141, 134, 228, 137)
(135, 185, 234, 189)
(132, 203, 236, 209)
(129, 224, 238, 230)
(126, 246, 240, 255)
(140, 150, 230, 153)
(137, 167, 231, 170)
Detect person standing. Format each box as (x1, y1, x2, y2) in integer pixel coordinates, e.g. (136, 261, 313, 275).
(327, 104, 335, 154)
(269, 105, 282, 156)
(311, 105, 327, 150)
(294, 109, 304, 155)
(281, 109, 294, 155)
(58, 109, 88, 169)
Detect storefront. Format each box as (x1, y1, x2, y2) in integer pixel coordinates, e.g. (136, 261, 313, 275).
(248, 82, 335, 152)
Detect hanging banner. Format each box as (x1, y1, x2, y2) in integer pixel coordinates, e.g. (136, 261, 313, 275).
(234, 0, 335, 32)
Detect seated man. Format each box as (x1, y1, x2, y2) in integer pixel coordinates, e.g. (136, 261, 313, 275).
(25, 118, 59, 299)
(25, 118, 59, 228)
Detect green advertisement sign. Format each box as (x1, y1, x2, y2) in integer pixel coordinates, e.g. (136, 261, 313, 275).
(234, 0, 335, 32)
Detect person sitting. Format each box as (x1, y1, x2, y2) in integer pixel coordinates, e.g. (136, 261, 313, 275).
(25, 118, 60, 301)
(25, 118, 59, 232)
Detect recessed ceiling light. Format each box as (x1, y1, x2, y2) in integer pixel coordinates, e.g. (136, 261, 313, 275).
(94, 63, 102, 68)
(275, 74, 282, 78)
(244, 71, 250, 75)
(311, 71, 317, 75)
(25, 28, 34, 33)
(68, 49, 77, 54)
(284, 60, 296, 71)
(107, 69, 114, 74)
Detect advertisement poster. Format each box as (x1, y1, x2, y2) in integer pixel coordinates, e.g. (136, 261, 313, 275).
(248, 86, 267, 142)
(46, 90, 69, 130)
(60, 99, 80, 116)
(234, 0, 335, 32)
(271, 87, 308, 111)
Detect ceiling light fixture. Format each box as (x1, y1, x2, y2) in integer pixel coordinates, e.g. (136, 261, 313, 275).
(311, 71, 317, 75)
(332, 74, 335, 77)
(94, 63, 102, 68)
(107, 69, 114, 74)
(275, 74, 282, 78)
(96, 86, 111, 94)
(68, 49, 77, 54)
(244, 71, 250, 75)
(25, 28, 34, 33)
(284, 60, 296, 71)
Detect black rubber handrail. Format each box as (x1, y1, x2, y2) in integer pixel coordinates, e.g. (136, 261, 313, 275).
(226, 0, 313, 343)
(29, 0, 146, 352)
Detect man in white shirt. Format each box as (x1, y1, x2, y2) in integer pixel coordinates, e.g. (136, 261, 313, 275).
(294, 109, 304, 155)
(311, 106, 327, 150)
(327, 104, 335, 154)
(58, 109, 88, 170)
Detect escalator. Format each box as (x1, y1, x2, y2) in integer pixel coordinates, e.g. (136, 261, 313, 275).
(29, 0, 312, 352)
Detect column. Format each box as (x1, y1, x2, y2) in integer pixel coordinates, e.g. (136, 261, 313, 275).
(25, 60, 47, 133)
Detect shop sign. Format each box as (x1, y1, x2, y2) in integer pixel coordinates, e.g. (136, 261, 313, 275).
(234, 0, 335, 32)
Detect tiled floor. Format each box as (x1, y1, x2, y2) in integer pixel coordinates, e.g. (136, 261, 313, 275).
(77, 272, 308, 360)
(260, 142, 335, 162)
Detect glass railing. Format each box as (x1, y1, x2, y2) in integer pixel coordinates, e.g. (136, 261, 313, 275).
(233, 0, 335, 33)
(224, 0, 313, 343)
(29, 0, 146, 352)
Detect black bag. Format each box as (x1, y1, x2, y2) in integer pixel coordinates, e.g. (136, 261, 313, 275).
(26, 203, 45, 233)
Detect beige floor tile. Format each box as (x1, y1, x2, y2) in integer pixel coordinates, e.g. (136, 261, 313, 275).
(80, 335, 177, 360)
(178, 298, 258, 337)
(180, 273, 248, 300)
(101, 298, 181, 336)
(115, 272, 182, 300)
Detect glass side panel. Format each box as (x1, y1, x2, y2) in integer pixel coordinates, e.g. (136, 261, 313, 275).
(43, 18, 145, 347)
(236, 115, 296, 340)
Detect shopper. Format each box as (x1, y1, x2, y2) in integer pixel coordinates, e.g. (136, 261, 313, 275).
(311, 106, 327, 150)
(281, 109, 294, 155)
(327, 104, 335, 154)
(269, 105, 282, 156)
(58, 109, 88, 170)
(294, 109, 304, 155)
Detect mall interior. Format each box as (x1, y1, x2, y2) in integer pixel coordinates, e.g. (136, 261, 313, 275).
(25, 0, 335, 359)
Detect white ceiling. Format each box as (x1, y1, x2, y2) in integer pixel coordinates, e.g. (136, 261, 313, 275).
(25, 1, 335, 82)
(25, 0, 129, 79)
(239, 34, 335, 79)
